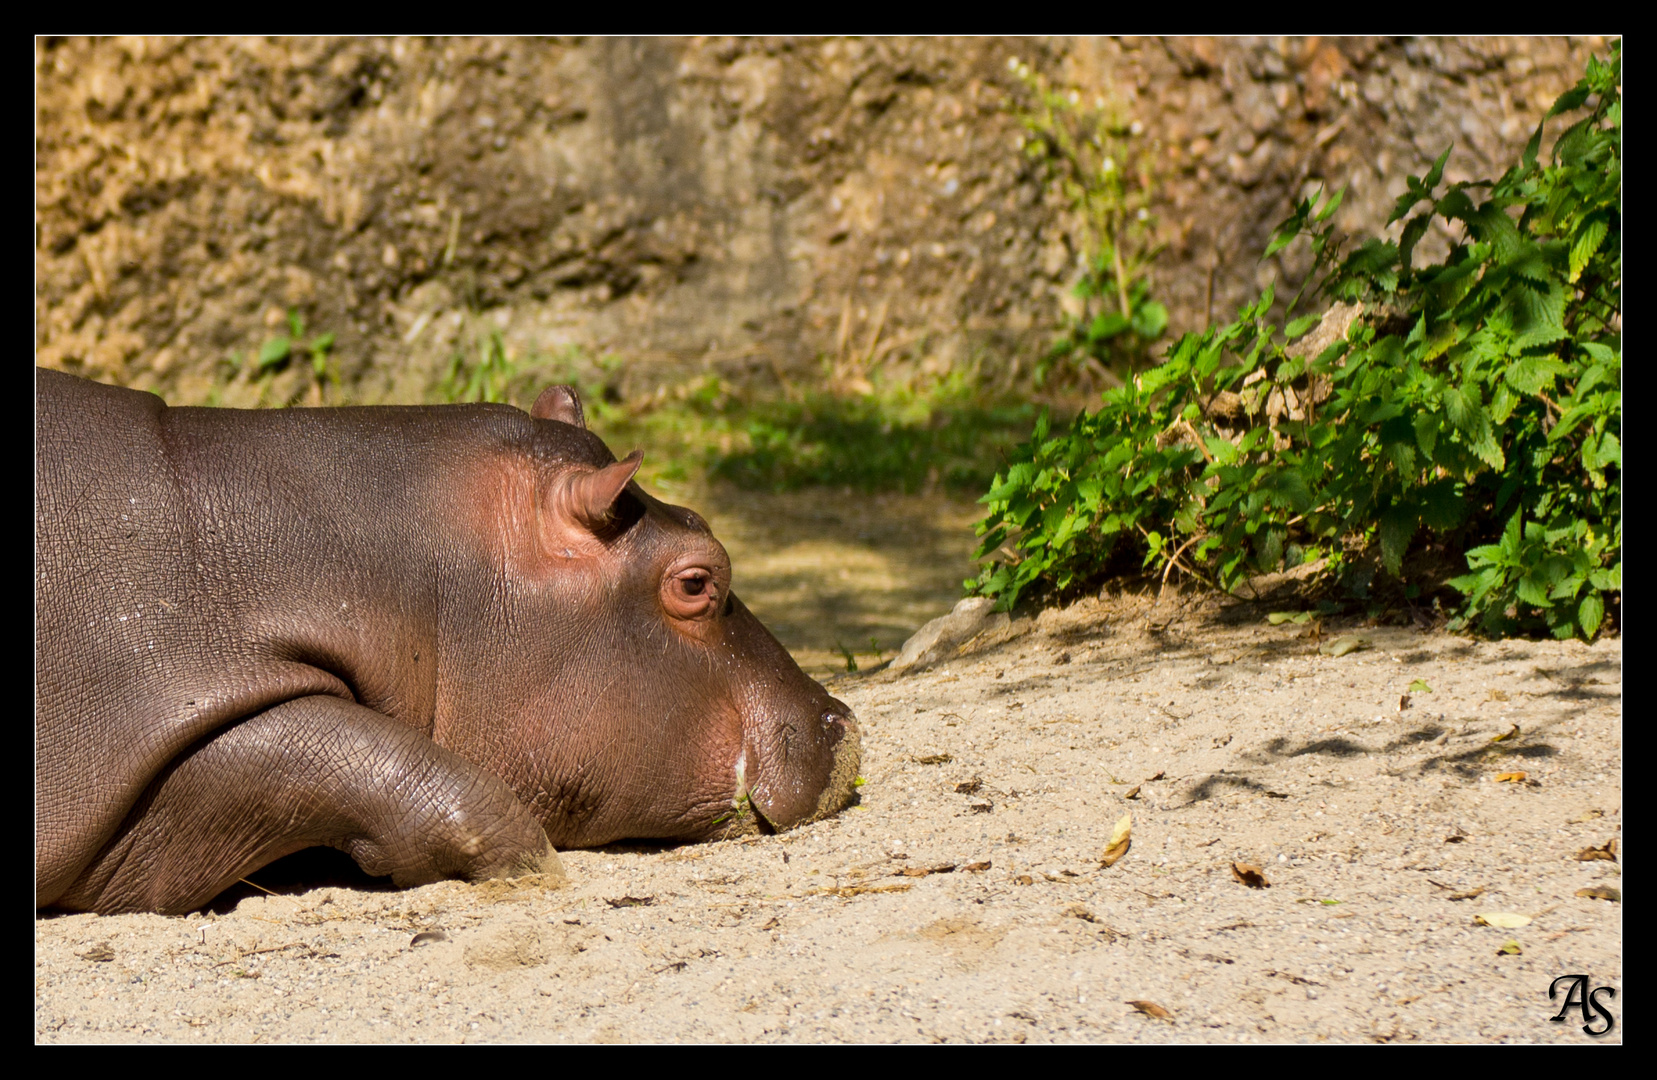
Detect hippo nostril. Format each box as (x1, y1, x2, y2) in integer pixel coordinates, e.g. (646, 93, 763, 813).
(822, 701, 857, 733)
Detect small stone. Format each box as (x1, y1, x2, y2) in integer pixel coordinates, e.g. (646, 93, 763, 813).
(889, 597, 1007, 673)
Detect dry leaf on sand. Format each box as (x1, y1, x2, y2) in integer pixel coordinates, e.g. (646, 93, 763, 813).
(1101, 813, 1132, 868)
(1575, 838, 1617, 862)
(1320, 635, 1370, 657)
(1232, 862, 1270, 888)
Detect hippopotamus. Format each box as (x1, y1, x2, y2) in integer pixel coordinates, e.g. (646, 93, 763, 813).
(35, 369, 860, 915)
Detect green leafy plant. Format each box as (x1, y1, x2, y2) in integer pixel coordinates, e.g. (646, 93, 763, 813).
(710, 791, 749, 827)
(1008, 58, 1167, 386)
(226, 309, 338, 405)
(258, 310, 336, 383)
(438, 325, 516, 404)
(970, 42, 1620, 642)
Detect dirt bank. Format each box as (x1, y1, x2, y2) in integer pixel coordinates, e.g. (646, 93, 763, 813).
(35, 592, 1621, 1043)
(37, 37, 1603, 407)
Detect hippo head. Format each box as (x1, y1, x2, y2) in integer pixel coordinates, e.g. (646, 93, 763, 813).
(436, 386, 860, 848)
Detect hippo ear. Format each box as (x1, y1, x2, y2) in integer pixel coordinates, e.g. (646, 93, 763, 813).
(531, 385, 586, 429)
(548, 450, 643, 532)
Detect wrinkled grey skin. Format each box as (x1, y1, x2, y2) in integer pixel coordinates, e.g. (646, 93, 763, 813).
(35, 370, 859, 915)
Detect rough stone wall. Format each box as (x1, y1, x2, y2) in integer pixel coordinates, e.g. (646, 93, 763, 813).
(35, 36, 1606, 406)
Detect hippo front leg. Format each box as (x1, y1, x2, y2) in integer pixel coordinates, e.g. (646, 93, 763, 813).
(52, 696, 563, 915)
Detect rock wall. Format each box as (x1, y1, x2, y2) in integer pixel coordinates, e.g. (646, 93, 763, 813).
(35, 36, 1606, 406)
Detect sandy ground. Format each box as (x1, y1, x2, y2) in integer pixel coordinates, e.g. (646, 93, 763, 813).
(35, 590, 1622, 1044)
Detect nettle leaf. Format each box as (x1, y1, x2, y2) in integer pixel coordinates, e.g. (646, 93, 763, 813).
(1515, 572, 1554, 609)
(1578, 593, 1605, 638)
(1464, 543, 1505, 569)
(1089, 311, 1130, 341)
(1504, 242, 1555, 286)
(1413, 411, 1440, 458)
(1265, 222, 1300, 259)
(1341, 239, 1400, 292)
(1443, 385, 1480, 431)
(1271, 468, 1313, 514)
(1398, 214, 1431, 271)
(1422, 317, 1464, 362)
(1468, 203, 1523, 263)
(1570, 212, 1610, 282)
(1133, 302, 1169, 339)
(1548, 84, 1591, 120)
(1507, 281, 1570, 350)
(1435, 188, 1476, 222)
(1504, 355, 1570, 396)
(1419, 479, 1465, 531)
(1361, 399, 1404, 425)
(1378, 504, 1417, 577)
(1384, 439, 1416, 477)
(1255, 282, 1276, 318)
(1553, 115, 1596, 167)
(1469, 414, 1506, 472)
(1136, 362, 1182, 396)
(1285, 313, 1321, 340)
(1575, 343, 1616, 373)
(1489, 384, 1517, 425)
(1253, 527, 1285, 572)
(1315, 184, 1347, 223)
(1597, 430, 1621, 469)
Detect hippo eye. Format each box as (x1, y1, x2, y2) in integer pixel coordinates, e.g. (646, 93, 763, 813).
(664, 568, 720, 620)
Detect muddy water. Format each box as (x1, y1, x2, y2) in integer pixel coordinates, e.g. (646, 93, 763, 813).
(643, 478, 986, 678)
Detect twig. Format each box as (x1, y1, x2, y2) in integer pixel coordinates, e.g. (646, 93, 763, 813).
(1180, 417, 1216, 464)
(441, 209, 462, 269)
(860, 299, 889, 370)
(1312, 115, 1350, 149)
(212, 942, 331, 967)
(1136, 523, 1209, 594)
(1205, 254, 1219, 326)
(1205, 221, 1236, 326)
(237, 877, 305, 908)
(1111, 231, 1132, 322)
(1160, 533, 1206, 593)
(834, 295, 854, 367)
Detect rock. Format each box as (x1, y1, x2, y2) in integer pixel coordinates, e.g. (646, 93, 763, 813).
(889, 597, 1009, 673)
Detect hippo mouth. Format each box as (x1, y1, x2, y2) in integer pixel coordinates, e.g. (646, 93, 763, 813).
(725, 708, 862, 837)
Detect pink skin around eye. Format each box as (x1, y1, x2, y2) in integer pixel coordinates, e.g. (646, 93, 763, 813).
(665, 568, 718, 619)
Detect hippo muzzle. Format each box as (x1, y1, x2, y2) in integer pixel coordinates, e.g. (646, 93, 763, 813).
(737, 698, 862, 834)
